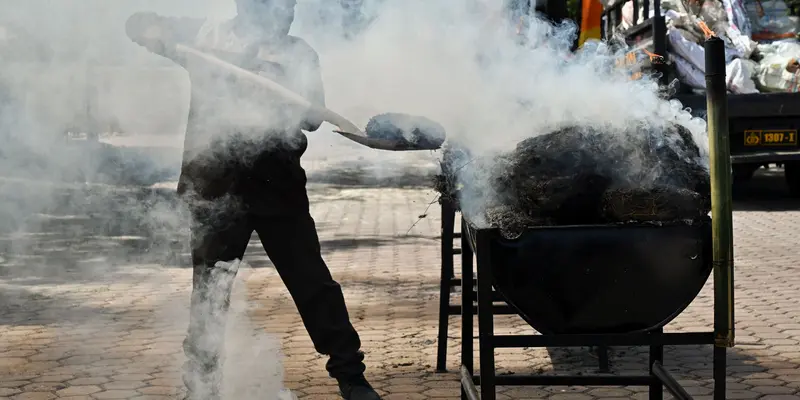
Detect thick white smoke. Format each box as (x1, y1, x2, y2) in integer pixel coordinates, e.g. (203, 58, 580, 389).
(311, 0, 707, 152)
(303, 0, 709, 223)
(0, 0, 709, 397)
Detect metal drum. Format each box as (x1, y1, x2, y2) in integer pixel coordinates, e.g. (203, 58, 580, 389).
(466, 219, 712, 334)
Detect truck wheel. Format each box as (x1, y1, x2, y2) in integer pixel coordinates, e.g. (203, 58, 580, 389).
(733, 164, 759, 183)
(785, 162, 800, 197)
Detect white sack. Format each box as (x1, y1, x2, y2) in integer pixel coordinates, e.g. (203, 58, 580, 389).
(722, 0, 753, 37)
(757, 59, 800, 92)
(671, 52, 707, 89)
(726, 58, 760, 93)
(668, 28, 741, 72)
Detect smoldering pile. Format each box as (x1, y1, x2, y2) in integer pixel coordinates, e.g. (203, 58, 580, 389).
(436, 122, 711, 238)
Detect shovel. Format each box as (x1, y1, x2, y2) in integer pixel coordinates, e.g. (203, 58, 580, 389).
(175, 44, 443, 151)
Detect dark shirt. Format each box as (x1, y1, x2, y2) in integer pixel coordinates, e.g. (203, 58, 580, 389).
(126, 14, 325, 216)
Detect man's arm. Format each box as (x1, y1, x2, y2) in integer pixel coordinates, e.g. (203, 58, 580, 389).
(125, 12, 205, 64)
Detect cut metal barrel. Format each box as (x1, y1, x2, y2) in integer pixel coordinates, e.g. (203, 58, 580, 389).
(463, 220, 713, 334)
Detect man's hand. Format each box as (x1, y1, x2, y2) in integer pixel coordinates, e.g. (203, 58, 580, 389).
(301, 109, 325, 132)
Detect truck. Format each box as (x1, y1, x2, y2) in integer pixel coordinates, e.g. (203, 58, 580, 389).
(599, 0, 800, 195)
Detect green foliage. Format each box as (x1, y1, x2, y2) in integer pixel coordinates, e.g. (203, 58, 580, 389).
(567, 0, 581, 21)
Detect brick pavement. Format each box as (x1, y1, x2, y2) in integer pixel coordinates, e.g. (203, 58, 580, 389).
(1, 166, 800, 399)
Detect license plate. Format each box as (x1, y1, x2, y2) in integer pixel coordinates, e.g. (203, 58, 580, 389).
(744, 130, 799, 146)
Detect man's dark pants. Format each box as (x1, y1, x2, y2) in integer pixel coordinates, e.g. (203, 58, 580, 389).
(179, 150, 366, 395)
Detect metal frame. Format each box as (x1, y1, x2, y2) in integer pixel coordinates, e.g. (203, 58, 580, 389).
(600, 0, 668, 85)
(457, 36, 735, 400)
(436, 198, 549, 372)
(459, 227, 726, 400)
(600, 0, 667, 57)
(436, 199, 609, 374)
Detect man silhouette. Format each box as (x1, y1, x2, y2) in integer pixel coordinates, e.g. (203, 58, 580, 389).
(125, 1, 381, 399)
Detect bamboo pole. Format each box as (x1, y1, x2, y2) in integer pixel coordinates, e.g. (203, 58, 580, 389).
(704, 36, 735, 349)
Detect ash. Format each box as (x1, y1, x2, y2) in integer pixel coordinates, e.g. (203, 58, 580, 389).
(437, 122, 711, 238)
(365, 113, 447, 150)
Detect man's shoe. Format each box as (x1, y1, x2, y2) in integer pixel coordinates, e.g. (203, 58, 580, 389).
(338, 376, 382, 400)
(181, 363, 221, 400)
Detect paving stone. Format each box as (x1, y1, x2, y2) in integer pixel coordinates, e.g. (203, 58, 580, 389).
(101, 381, 146, 390)
(67, 378, 110, 386)
(550, 394, 593, 400)
(11, 393, 57, 400)
(0, 382, 30, 389)
(55, 385, 102, 396)
(586, 388, 632, 397)
(91, 390, 141, 399)
(22, 382, 66, 392)
(0, 387, 22, 396)
(134, 386, 181, 396)
(32, 375, 73, 383)
(1, 173, 800, 399)
(726, 389, 762, 399)
(752, 386, 798, 395)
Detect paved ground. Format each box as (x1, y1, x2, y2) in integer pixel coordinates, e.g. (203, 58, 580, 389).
(1, 160, 800, 400)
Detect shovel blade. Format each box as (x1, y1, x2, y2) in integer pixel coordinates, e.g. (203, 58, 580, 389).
(333, 130, 441, 151)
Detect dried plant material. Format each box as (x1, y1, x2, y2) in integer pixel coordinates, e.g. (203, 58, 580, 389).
(436, 122, 710, 236)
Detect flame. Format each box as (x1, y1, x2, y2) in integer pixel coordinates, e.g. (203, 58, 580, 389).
(642, 49, 664, 63)
(697, 20, 716, 39)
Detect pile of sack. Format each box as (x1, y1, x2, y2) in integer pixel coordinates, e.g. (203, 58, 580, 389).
(606, 0, 800, 93)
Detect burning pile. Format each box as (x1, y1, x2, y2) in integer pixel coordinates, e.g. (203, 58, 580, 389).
(436, 122, 711, 238)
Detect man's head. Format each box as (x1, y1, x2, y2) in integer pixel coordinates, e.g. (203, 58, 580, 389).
(235, 0, 297, 37)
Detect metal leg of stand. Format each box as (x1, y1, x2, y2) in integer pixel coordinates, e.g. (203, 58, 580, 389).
(596, 346, 610, 373)
(652, 361, 693, 400)
(476, 231, 496, 400)
(445, 206, 456, 280)
(436, 201, 456, 372)
(713, 346, 726, 400)
(649, 328, 664, 400)
(460, 220, 474, 400)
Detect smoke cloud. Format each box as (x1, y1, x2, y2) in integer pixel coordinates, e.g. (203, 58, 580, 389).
(0, 0, 708, 397)
(303, 0, 709, 223)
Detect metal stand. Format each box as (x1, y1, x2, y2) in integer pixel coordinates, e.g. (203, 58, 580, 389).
(458, 35, 734, 400)
(436, 198, 459, 372)
(436, 199, 520, 372)
(460, 229, 728, 400)
(436, 199, 610, 373)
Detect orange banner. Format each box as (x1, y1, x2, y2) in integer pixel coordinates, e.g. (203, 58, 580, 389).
(578, 0, 604, 47)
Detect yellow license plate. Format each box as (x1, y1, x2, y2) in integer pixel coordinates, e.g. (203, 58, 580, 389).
(744, 130, 799, 146)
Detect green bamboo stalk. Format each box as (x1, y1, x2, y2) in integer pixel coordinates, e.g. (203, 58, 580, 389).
(704, 36, 735, 348)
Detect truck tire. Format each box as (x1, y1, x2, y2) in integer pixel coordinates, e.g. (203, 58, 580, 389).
(733, 164, 759, 183)
(785, 162, 800, 197)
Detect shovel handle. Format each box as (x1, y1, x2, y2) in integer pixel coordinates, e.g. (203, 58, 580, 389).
(174, 43, 364, 136)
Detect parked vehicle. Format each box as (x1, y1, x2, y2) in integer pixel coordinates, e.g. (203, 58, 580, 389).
(600, 0, 800, 194)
